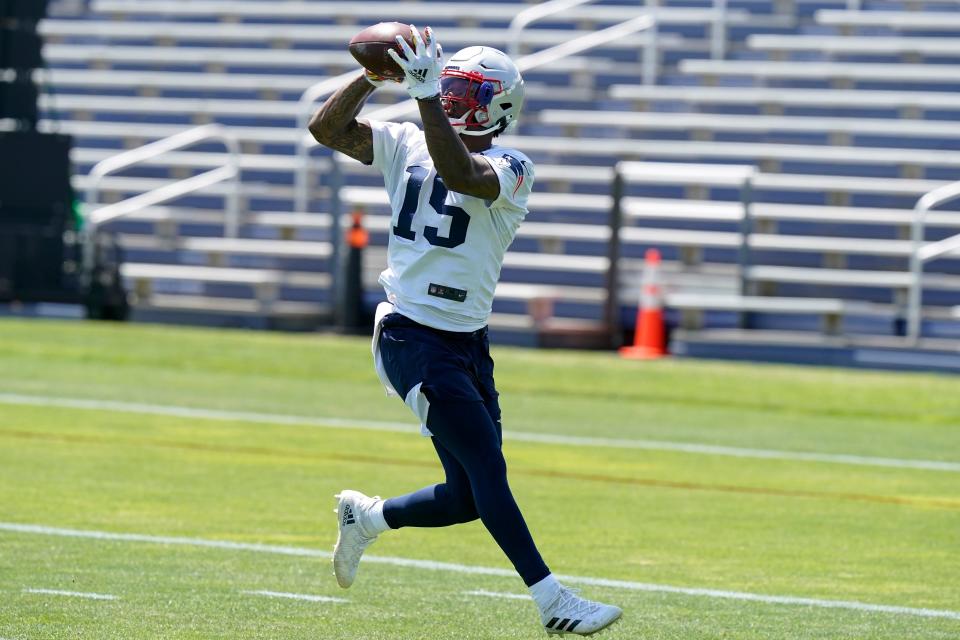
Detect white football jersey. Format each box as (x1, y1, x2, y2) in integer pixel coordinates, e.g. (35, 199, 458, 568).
(368, 119, 534, 332)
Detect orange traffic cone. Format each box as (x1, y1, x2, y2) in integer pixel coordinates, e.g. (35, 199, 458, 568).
(347, 210, 369, 250)
(619, 248, 667, 359)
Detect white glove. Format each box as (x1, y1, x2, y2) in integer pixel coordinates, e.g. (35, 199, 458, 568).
(387, 25, 443, 101)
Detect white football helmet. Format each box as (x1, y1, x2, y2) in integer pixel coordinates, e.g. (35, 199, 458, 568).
(439, 46, 525, 137)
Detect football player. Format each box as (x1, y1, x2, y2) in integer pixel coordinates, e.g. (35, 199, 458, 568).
(309, 25, 622, 636)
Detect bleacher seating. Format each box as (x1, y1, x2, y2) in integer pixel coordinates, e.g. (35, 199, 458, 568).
(538, 109, 959, 144)
(31, 0, 960, 353)
(45, 119, 960, 174)
(608, 84, 960, 116)
(678, 59, 960, 88)
(747, 34, 960, 60)
(816, 9, 960, 31)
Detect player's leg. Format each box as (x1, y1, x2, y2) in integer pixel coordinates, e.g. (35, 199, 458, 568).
(470, 334, 624, 635)
(333, 317, 479, 588)
(337, 317, 622, 634)
(422, 398, 550, 586)
(379, 346, 502, 530)
(382, 437, 478, 527)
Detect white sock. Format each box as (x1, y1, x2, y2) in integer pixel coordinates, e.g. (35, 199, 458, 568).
(363, 498, 391, 536)
(528, 574, 562, 611)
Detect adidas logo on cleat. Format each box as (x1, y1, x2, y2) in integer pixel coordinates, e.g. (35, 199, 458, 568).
(545, 618, 582, 633)
(539, 585, 622, 635)
(342, 504, 356, 526)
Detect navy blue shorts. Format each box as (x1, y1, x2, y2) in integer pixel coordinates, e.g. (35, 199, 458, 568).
(378, 313, 502, 429)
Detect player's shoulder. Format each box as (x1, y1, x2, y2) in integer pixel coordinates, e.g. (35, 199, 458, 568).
(484, 146, 535, 179)
(368, 119, 424, 144)
(367, 120, 426, 170)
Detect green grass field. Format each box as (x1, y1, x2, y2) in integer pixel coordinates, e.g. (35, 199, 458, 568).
(1, 318, 958, 639)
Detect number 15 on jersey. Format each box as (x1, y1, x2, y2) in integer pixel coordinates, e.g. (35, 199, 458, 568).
(393, 166, 470, 249)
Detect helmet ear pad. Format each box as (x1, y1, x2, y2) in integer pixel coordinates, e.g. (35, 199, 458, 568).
(476, 81, 495, 107)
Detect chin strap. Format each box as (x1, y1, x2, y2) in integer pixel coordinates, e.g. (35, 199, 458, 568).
(448, 110, 502, 136)
(454, 121, 488, 137)
(454, 116, 508, 138)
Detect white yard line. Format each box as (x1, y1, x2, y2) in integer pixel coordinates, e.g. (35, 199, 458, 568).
(244, 590, 349, 603)
(464, 589, 532, 601)
(1, 392, 957, 473)
(2, 522, 959, 621)
(24, 588, 118, 601)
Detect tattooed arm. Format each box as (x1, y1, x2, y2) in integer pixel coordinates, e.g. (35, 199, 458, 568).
(308, 73, 376, 164)
(417, 96, 500, 200)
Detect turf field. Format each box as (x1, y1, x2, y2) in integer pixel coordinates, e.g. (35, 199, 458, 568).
(0, 318, 958, 639)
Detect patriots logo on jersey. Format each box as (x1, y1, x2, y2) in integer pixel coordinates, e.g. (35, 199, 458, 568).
(493, 154, 529, 197)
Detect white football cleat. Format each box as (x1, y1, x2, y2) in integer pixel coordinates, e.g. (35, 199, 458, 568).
(539, 586, 622, 635)
(332, 490, 380, 589)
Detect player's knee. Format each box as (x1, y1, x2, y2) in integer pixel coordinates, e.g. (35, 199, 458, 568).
(475, 452, 508, 483)
(449, 498, 479, 524)
(438, 482, 478, 523)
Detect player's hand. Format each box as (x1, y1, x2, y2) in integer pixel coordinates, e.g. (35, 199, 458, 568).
(387, 24, 443, 101)
(363, 69, 401, 88)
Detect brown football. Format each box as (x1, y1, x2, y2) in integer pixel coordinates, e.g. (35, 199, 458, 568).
(348, 22, 415, 80)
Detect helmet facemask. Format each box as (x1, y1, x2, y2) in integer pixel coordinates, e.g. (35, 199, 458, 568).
(440, 70, 502, 136)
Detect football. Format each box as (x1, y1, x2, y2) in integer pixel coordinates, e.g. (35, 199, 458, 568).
(348, 22, 415, 80)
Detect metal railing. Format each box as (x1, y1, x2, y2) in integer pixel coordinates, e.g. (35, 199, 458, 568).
(508, 0, 658, 83)
(83, 123, 241, 279)
(711, 0, 729, 60)
(516, 15, 658, 84)
(509, 0, 732, 62)
(293, 69, 367, 213)
(906, 178, 960, 344)
(507, 0, 597, 60)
